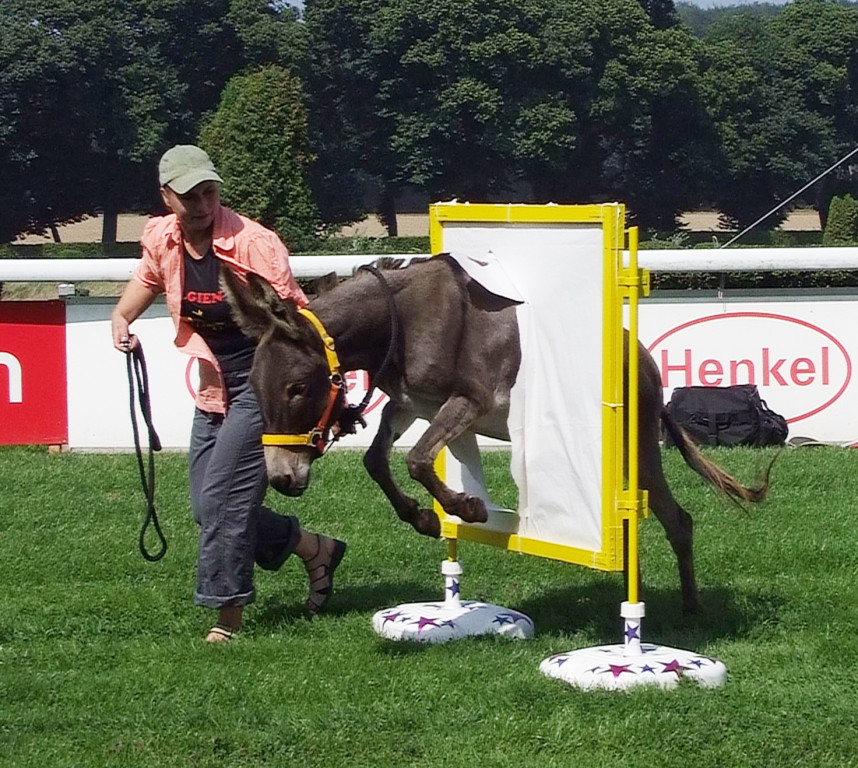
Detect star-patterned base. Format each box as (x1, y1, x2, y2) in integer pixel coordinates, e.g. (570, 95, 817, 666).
(540, 644, 727, 690)
(372, 600, 535, 643)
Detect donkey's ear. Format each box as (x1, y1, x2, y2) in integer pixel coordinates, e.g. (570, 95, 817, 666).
(220, 264, 303, 341)
(309, 271, 338, 297)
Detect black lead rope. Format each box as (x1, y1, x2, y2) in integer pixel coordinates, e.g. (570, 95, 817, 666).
(126, 343, 167, 562)
(334, 264, 401, 437)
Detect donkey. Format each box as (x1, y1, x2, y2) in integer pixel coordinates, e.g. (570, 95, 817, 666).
(222, 255, 768, 614)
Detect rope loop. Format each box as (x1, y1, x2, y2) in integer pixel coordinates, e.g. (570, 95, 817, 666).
(126, 343, 167, 562)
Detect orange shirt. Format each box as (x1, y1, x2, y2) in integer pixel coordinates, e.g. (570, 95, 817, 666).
(133, 204, 308, 414)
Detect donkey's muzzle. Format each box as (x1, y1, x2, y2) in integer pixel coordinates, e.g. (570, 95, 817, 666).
(269, 473, 306, 496)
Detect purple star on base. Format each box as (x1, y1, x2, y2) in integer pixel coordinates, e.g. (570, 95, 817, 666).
(660, 659, 688, 678)
(688, 658, 706, 668)
(380, 611, 403, 626)
(413, 616, 441, 633)
(492, 614, 515, 626)
(587, 665, 603, 674)
(638, 664, 657, 674)
(550, 655, 569, 667)
(440, 619, 457, 629)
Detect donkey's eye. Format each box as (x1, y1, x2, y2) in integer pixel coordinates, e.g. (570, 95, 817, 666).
(286, 383, 306, 399)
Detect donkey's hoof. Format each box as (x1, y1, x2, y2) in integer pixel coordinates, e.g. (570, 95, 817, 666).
(414, 509, 441, 538)
(448, 494, 488, 524)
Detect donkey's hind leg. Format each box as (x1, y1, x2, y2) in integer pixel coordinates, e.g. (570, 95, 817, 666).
(633, 340, 702, 615)
(363, 400, 441, 538)
(406, 395, 489, 524)
(639, 443, 702, 615)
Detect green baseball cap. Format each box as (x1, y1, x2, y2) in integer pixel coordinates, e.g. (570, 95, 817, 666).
(158, 145, 223, 194)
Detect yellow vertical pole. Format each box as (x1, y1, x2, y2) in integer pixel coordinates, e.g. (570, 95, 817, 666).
(626, 227, 640, 605)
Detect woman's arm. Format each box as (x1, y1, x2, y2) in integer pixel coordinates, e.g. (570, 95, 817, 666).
(111, 280, 159, 352)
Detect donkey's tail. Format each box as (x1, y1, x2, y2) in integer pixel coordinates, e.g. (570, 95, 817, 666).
(660, 407, 771, 503)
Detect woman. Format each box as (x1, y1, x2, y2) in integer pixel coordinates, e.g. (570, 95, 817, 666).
(112, 145, 346, 643)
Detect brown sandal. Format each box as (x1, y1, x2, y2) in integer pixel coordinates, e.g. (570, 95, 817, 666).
(206, 624, 237, 643)
(303, 534, 347, 616)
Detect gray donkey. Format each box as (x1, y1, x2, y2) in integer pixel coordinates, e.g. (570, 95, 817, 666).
(222, 255, 768, 614)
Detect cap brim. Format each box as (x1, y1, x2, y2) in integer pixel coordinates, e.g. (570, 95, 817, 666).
(164, 169, 223, 195)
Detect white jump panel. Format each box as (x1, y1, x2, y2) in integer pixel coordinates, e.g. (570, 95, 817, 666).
(441, 222, 605, 552)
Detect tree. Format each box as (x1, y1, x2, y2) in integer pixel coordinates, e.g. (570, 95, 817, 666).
(0, 0, 303, 244)
(636, 0, 679, 30)
(305, 0, 561, 233)
(305, 0, 721, 232)
(554, 7, 719, 228)
(366, 0, 543, 200)
(696, 30, 788, 230)
(200, 65, 321, 250)
(767, 0, 858, 226)
(0, 0, 124, 242)
(823, 194, 858, 245)
(701, 0, 858, 230)
(302, 0, 386, 232)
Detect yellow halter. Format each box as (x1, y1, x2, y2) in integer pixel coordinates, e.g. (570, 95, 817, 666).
(261, 308, 344, 452)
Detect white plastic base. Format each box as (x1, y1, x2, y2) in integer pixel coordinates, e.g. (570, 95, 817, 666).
(372, 600, 534, 643)
(540, 643, 727, 690)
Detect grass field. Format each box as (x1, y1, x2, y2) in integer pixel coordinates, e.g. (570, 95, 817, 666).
(1, 444, 857, 767)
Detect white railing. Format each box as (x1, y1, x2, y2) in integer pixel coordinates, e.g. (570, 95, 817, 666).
(2, 247, 858, 283)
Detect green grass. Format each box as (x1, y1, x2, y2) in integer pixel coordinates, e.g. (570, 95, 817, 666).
(1, 444, 857, 767)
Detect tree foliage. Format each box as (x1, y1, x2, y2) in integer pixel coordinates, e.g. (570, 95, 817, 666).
(823, 194, 858, 245)
(302, 0, 858, 233)
(200, 65, 321, 251)
(4, 0, 858, 243)
(304, 0, 720, 230)
(701, 0, 858, 230)
(637, 0, 679, 30)
(0, 0, 302, 243)
(300, 0, 386, 231)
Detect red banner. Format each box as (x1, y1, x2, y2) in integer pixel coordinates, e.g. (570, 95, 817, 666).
(0, 301, 68, 445)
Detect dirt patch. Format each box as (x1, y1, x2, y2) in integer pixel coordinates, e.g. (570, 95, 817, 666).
(13, 208, 822, 246)
(15, 215, 152, 245)
(680, 209, 820, 232)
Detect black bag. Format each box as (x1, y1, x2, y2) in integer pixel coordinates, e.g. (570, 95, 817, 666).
(665, 384, 788, 447)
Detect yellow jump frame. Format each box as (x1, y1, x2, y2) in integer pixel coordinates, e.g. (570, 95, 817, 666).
(374, 203, 727, 688)
(429, 202, 646, 584)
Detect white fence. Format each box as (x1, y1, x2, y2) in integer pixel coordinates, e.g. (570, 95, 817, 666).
(3, 247, 858, 282)
(3, 248, 858, 448)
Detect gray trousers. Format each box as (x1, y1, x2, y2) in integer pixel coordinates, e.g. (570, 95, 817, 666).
(189, 368, 300, 609)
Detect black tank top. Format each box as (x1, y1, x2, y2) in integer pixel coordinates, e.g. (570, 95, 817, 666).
(181, 248, 255, 371)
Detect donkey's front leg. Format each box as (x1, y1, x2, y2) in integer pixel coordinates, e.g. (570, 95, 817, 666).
(406, 395, 488, 524)
(363, 400, 441, 538)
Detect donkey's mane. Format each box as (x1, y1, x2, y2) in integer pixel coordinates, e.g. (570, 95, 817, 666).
(308, 256, 437, 298)
(361, 255, 433, 273)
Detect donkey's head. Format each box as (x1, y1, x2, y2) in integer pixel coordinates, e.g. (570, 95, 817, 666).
(221, 266, 343, 496)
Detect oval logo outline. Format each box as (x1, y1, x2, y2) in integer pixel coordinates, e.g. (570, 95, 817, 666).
(647, 311, 852, 424)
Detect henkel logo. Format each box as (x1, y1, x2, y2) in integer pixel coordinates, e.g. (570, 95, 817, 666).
(647, 312, 851, 424)
(0, 351, 23, 403)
